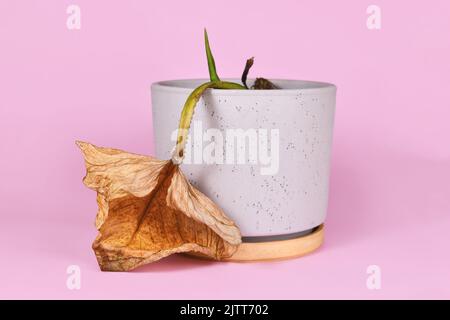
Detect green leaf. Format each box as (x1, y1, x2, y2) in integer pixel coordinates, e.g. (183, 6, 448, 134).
(204, 29, 220, 82)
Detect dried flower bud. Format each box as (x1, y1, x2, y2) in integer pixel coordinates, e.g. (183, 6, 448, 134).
(252, 77, 280, 90)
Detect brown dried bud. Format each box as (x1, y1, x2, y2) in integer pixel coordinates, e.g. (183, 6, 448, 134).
(252, 77, 280, 90)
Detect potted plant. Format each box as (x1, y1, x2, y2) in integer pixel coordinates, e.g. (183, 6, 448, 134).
(78, 30, 336, 271)
(151, 30, 336, 261)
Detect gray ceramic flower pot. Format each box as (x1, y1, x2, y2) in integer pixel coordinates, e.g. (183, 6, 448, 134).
(151, 79, 336, 240)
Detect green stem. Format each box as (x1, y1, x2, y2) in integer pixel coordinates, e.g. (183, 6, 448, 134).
(172, 81, 245, 163)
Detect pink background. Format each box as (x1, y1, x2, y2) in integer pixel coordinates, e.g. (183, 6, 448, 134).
(1, 0, 449, 299)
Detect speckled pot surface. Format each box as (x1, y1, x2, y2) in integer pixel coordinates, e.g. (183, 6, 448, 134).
(151, 79, 336, 238)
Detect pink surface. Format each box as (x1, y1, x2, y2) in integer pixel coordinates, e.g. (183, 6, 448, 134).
(1, 1, 449, 299)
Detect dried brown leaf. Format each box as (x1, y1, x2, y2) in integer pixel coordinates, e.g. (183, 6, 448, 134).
(77, 141, 241, 271)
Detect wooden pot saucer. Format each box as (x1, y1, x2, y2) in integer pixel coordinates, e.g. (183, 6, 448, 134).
(188, 224, 324, 262)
